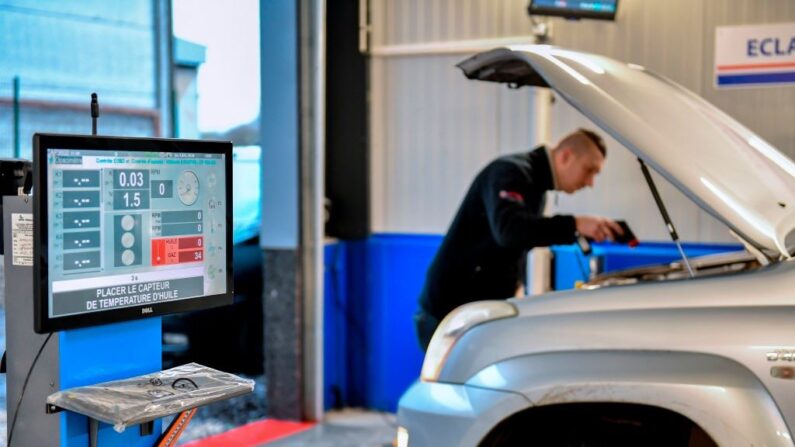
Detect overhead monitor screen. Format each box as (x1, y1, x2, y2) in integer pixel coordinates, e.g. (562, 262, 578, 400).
(33, 134, 233, 333)
(528, 0, 618, 21)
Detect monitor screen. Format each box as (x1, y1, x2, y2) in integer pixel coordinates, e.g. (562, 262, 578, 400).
(528, 0, 618, 21)
(33, 134, 233, 333)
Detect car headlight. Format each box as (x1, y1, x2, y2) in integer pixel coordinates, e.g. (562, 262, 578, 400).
(396, 426, 409, 447)
(421, 300, 518, 382)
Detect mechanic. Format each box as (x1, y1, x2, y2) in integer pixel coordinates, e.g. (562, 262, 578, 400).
(415, 128, 623, 351)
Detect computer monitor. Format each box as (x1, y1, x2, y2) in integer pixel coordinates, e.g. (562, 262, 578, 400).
(528, 0, 619, 21)
(33, 134, 233, 333)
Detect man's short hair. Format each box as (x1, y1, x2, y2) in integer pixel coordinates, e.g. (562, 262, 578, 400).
(555, 128, 607, 158)
(578, 128, 606, 157)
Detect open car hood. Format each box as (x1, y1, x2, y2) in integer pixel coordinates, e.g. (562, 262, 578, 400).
(458, 45, 795, 259)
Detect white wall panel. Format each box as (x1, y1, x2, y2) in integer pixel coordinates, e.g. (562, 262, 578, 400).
(497, 87, 539, 157)
(369, 0, 795, 241)
(374, 0, 510, 46)
(371, 54, 523, 232)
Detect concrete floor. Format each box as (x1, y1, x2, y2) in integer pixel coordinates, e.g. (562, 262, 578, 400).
(175, 374, 267, 444)
(265, 410, 397, 447)
(175, 376, 397, 446)
(175, 376, 396, 446)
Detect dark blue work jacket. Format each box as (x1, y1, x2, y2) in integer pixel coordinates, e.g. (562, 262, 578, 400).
(419, 146, 577, 321)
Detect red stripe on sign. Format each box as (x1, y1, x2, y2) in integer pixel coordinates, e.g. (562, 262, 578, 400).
(717, 61, 795, 71)
(182, 419, 315, 447)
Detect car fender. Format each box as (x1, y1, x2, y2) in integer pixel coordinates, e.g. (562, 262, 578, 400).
(398, 380, 532, 447)
(466, 350, 793, 447)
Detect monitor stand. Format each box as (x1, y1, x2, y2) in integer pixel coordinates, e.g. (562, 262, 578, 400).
(3, 195, 162, 446)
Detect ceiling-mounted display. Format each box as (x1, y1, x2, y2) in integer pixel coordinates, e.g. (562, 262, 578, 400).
(527, 0, 618, 21)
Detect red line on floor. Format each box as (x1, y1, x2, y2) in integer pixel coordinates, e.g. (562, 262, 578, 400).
(183, 419, 316, 447)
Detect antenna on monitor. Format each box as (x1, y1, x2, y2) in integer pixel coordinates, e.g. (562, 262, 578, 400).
(90, 93, 100, 136)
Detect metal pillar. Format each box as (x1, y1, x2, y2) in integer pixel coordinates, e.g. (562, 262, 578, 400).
(260, 0, 326, 420)
(153, 0, 174, 137)
(299, 0, 326, 421)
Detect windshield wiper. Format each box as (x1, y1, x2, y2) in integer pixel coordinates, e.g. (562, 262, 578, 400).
(638, 158, 695, 278)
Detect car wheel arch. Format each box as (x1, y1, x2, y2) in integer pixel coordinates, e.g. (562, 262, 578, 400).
(477, 401, 718, 447)
(465, 350, 791, 446)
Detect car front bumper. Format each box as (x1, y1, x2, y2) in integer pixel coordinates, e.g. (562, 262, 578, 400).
(397, 380, 531, 447)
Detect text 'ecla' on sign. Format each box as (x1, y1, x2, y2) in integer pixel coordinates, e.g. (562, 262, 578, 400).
(747, 36, 795, 57)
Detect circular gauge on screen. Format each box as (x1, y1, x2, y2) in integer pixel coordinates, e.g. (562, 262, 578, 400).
(121, 232, 135, 248)
(121, 249, 136, 266)
(177, 170, 200, 206)
(121, 214, 136, 231)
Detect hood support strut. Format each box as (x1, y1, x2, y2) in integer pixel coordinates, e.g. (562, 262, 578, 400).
(638, 158, 695, 278)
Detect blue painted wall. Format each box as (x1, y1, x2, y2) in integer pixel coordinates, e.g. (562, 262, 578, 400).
(323, 241, 349, 409)
(357, 234, 440, 411)
(324, 235, 441, 411)
(552, 242, 745, 290)
(323, 235, 744, 411)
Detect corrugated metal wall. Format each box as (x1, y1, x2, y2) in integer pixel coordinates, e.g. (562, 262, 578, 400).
(369, 0, 795, 243)
(370, 55, 539, 233)
(0, 0, 156, 107)
(370, 0, 543, 233)
(0, 0, 162, 158)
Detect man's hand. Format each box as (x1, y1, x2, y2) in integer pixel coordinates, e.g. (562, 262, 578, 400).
(575, 215, 624, 242)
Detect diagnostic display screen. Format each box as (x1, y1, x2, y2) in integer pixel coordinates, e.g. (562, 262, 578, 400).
(34, 134, 233, 333)
(528, 0, 618, 20)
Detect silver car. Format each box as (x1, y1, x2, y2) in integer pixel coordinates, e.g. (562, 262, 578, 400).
(397, 45, 795, 447)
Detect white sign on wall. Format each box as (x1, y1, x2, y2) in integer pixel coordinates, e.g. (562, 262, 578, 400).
(715, 22, 795, 88)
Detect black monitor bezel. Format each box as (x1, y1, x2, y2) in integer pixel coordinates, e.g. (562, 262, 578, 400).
(528, 0, 619, 21)
(33, 133, 234, 333)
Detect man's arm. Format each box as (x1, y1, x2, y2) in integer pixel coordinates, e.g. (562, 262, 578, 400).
(482, 163, 623, 248)
(575, 215, 625, 242)
(482, 163, 577, 248)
